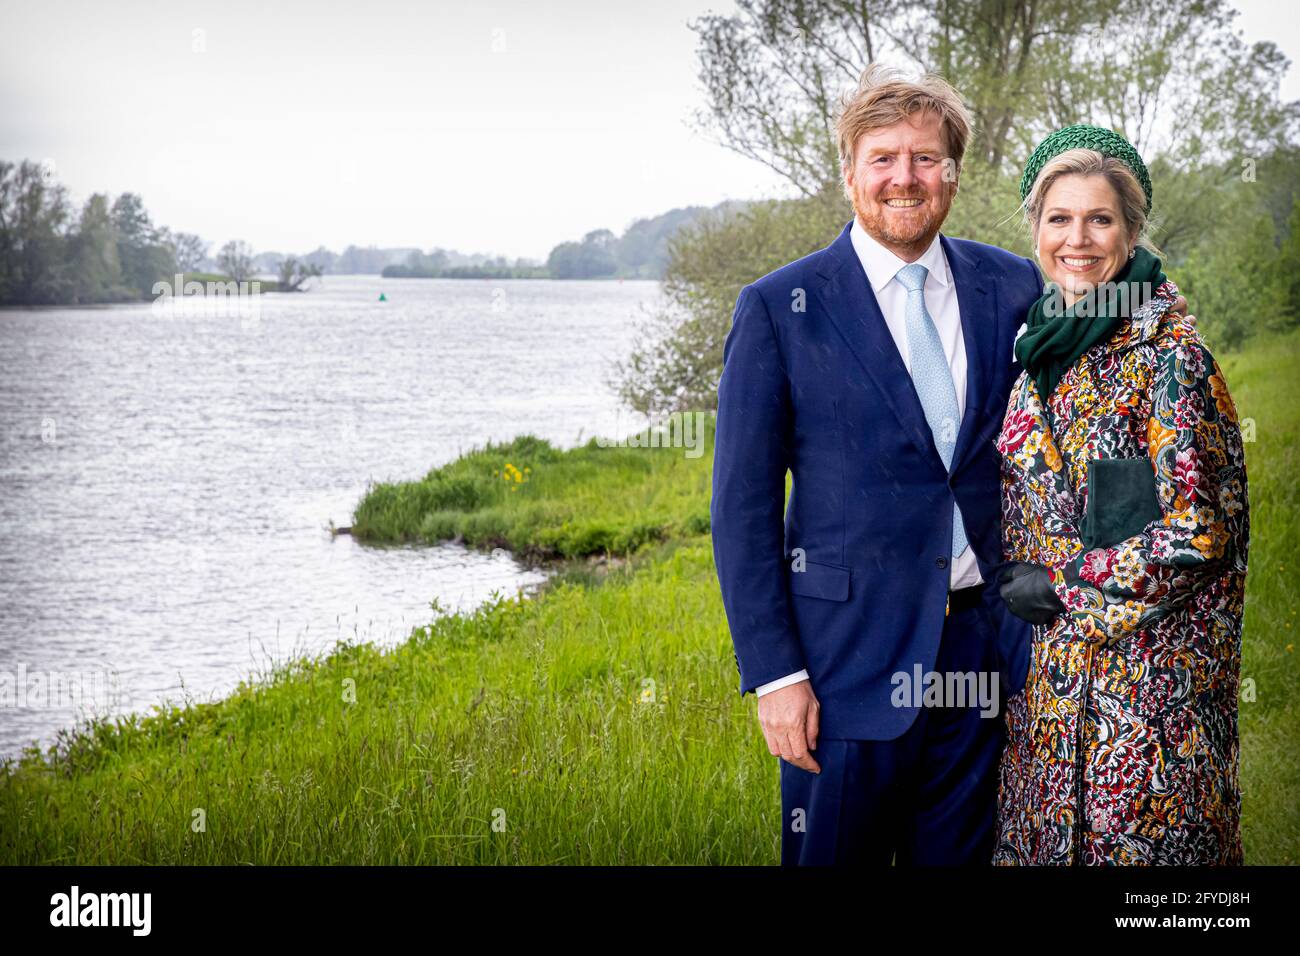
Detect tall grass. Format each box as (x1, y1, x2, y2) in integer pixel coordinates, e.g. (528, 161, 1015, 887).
(0, 537, 772, 864)
(1217, 331, 1300, 864)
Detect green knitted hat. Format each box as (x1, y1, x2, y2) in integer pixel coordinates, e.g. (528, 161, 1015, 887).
(1019, 123, 1152, 212)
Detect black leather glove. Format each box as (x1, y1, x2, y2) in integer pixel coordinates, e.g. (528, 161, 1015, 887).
(998, 562, 1066, 626)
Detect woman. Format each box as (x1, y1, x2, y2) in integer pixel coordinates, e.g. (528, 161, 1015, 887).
(991, 125, 1250, 865)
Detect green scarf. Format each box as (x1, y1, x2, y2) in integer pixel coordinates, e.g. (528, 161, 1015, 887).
(1015, 246, 1167, 402)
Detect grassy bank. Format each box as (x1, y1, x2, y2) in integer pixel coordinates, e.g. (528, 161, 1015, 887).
(1, 333, 1296, 865)
(350, 431, 713, 563)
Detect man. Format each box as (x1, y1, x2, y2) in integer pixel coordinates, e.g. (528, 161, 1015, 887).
(710, 64, 1040, 866)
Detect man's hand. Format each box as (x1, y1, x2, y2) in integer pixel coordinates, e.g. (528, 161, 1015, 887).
(1168, 295, 1196, 327)
(757, 679, 821, 773)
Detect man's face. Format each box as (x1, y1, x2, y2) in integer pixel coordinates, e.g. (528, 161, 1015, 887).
(843, 110, 957, 260)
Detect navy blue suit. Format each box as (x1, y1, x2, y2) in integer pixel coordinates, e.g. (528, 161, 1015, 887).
(710, 219, 1042, 864)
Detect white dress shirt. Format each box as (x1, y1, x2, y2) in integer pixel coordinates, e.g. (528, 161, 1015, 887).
(754, 219, 984, 698)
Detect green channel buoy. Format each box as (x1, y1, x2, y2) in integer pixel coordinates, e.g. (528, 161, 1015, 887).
(378, 292, 387, 301)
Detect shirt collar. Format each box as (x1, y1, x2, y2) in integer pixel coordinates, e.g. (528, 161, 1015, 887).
(849, 216, 950, 293)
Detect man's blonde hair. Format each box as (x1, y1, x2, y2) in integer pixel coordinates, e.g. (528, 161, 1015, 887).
(836, 63, 972, 191)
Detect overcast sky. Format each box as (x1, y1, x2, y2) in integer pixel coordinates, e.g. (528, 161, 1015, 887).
(1, 0, 1296, 261)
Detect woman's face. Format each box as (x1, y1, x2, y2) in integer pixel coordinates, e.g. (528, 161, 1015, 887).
(1035, 174, 1131, 306)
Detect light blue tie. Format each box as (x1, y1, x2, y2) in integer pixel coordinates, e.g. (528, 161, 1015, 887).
(895, 263, 968, 557)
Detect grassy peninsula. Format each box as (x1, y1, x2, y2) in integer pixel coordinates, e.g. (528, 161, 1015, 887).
(1, 331, 1296, 865)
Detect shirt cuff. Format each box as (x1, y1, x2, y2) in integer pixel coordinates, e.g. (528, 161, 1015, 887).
(755, 669, 810, 697)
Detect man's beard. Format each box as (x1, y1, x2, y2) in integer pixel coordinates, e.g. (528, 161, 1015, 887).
(852, 187, 950, 254)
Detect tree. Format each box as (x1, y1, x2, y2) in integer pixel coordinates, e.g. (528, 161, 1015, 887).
(334, 245, 392, 274)
(0, 158, 73, 304)
(545, 229, 618, 278)
(617, 206, 714, 278)
(1174, 205, 1287, 350)
(613, 186, 848, 414)
(69, 193, 125, 302)
(302, 246, 338, 274)
(110, 192, 154, 246)
(689, 0, 885, 196)
(546, 241, 583, 278)
(167, 231, 207, 272)
(217, 240, 255, 282)
(691, 0, 1297, 197)
(111, 192, 175, 296)
(0, 161, 187, 304)
(275, 256, 323, 291)
(577, 229, 618, 277)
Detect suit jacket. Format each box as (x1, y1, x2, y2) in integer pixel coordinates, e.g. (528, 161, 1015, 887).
(710, 219, 1042, 740)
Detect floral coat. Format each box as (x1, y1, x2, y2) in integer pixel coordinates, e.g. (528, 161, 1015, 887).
(992, 281, 1249, 865)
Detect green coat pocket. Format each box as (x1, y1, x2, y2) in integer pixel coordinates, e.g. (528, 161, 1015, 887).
(1082, 457, 1164, 550)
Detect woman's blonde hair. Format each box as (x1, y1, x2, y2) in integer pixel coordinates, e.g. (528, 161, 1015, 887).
(1021, 148, 1161, 255)
(836, 63, 972, 196)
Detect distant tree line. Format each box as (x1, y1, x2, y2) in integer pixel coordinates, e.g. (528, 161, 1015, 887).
(304, 245, 548, 276)
(545, 205, 738, 279)
(0, 159, 203, 305)
(0, 159, 524, 302)
(383, 249, 547, 279)
(0, 159, 332, 304)
(383, 204, 735, 280)
(0, 157, 745, 305)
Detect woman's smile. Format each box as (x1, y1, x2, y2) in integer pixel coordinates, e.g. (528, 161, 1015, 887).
(1057, 254, 1102, 273)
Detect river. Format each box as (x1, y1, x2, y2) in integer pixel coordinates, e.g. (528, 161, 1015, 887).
(0, 275, 661, 760)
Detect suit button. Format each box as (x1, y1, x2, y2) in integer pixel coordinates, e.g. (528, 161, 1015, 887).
(936, 557, 948, 569)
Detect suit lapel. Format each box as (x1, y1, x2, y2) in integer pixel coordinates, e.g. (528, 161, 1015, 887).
(943, 235, 998, 475)
(815, 221, 940, 465)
